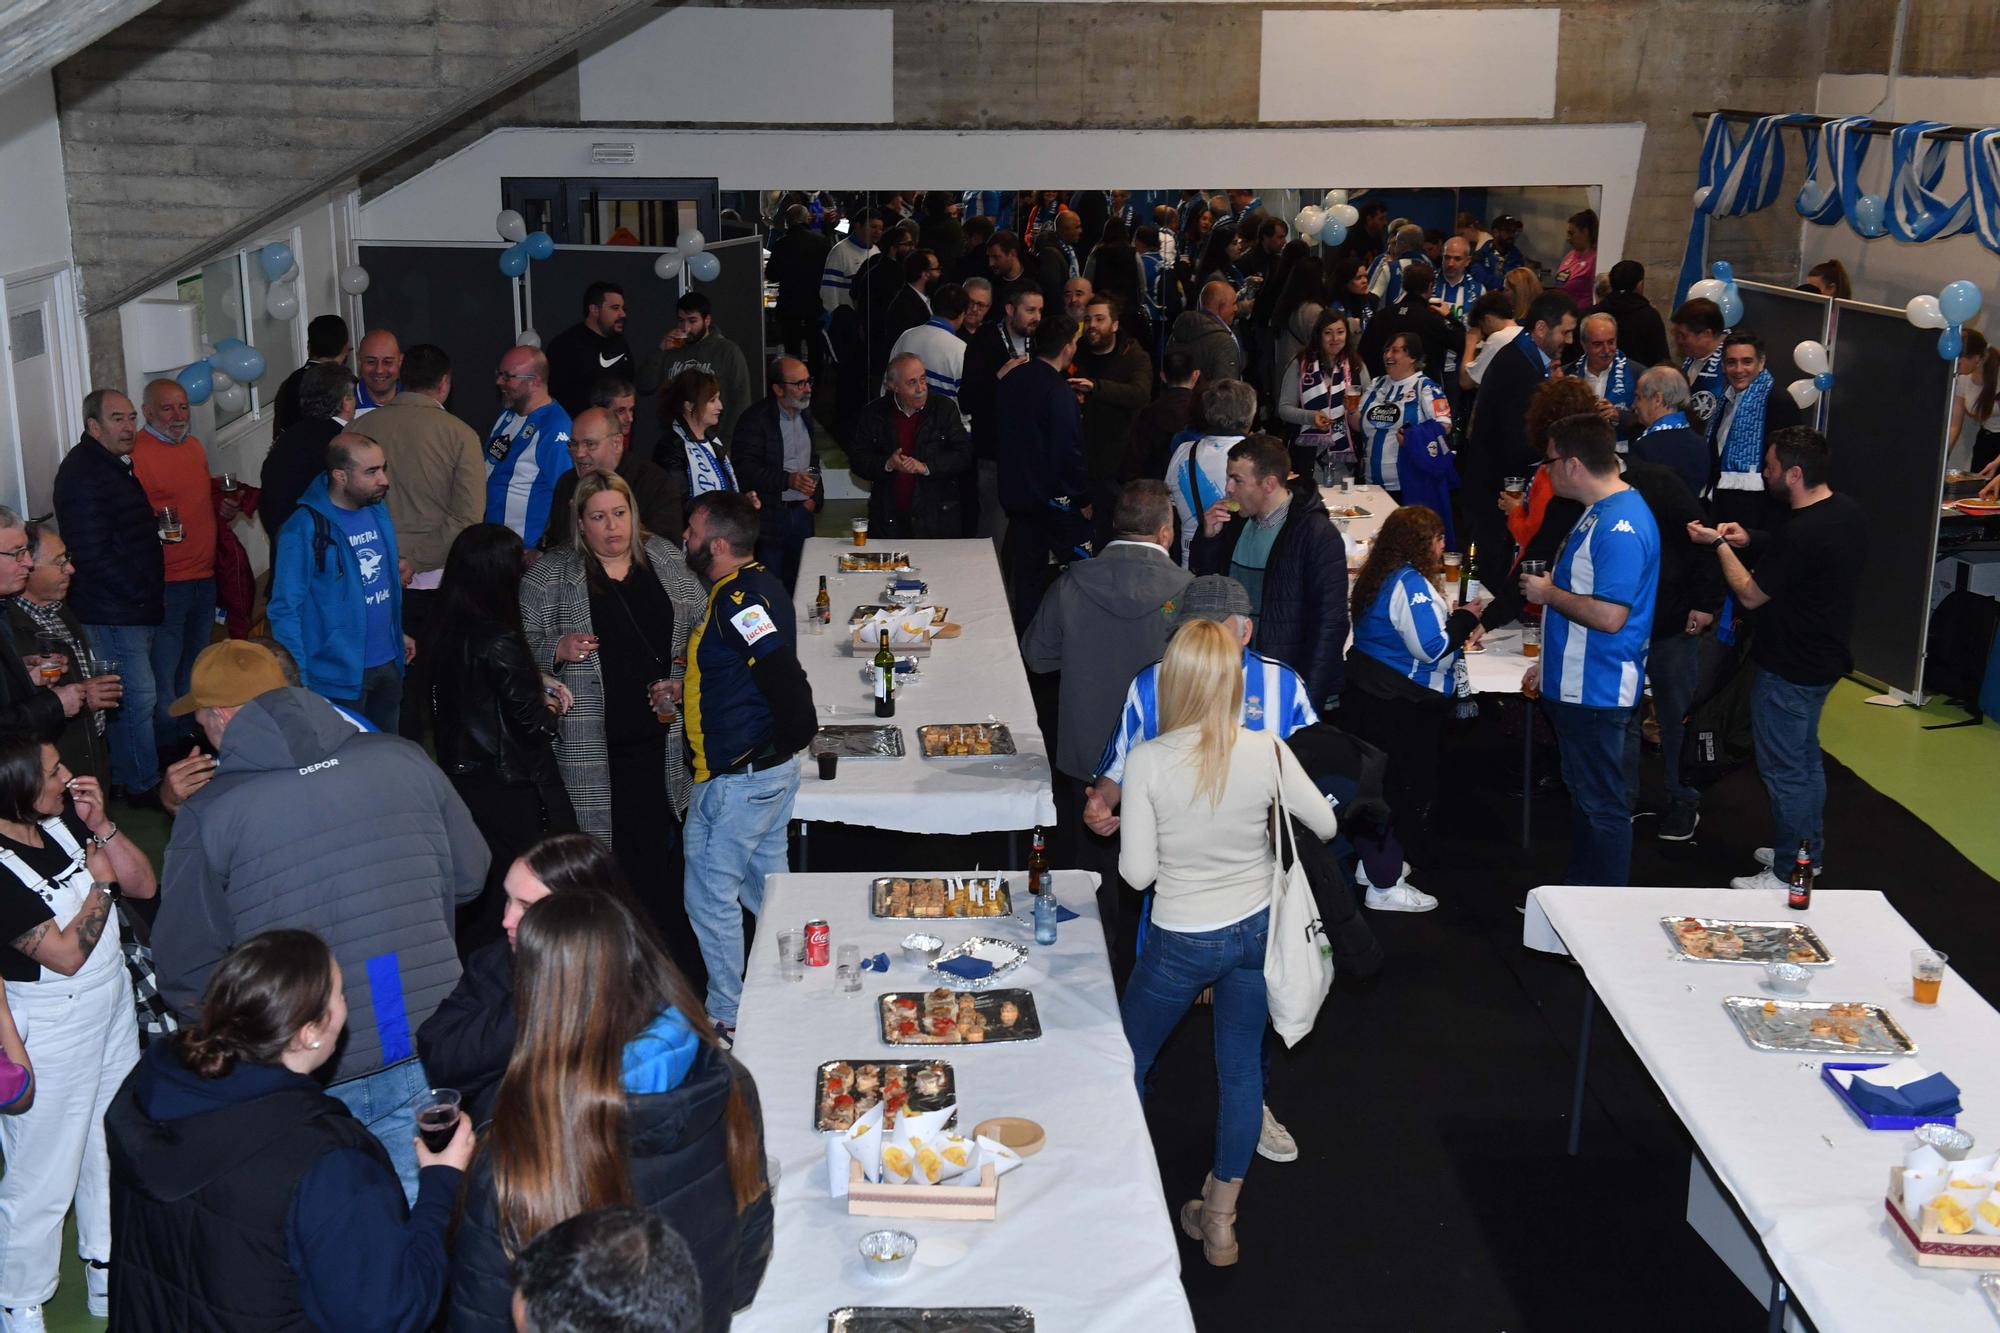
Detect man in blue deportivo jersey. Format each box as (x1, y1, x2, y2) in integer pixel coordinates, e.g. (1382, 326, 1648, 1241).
(483, 346, 573, 548)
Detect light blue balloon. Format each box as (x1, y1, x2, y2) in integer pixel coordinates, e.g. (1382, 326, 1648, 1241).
(217, 342, 266, 383)
(1940, 325, 1963, 360)
(1939, 279, 1984, 324)
(1711, 260, 1733, 282)
(498, 244, 529, 278)
(524, 231, 555, 261)
(175, 360, 213, 406)
(1853, 194, 1886, 236)
(1720, 285, 1743, 327)
(688, 251, 722, 283)
(257, 242, 294, 282)
(1812, 371, 1834, 392)
(1320, 220, 1347, 248)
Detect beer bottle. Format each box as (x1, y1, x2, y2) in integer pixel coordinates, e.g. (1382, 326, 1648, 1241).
(1787, 840, 1812, 911)
(1028, 827, 1050, 896)
(815, 575, 831, 625)
(873, 629, 896, 718)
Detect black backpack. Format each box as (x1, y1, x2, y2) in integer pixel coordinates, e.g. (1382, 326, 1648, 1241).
(1922, 590, 2000, 723)
(1680, 624, 1758, 782)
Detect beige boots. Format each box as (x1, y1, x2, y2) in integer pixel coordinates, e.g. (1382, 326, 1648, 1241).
(1178, 1172, 1243, 1266)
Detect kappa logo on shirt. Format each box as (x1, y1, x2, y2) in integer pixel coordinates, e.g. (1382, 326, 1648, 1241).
(1611, 519, 1637, 534)
(1411, 591, 1431, 606)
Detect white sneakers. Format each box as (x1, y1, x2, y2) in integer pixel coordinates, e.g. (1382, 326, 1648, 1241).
(1256, 1103, 1299, 1162)
(1359, 861, 1439, 913)
(87, 1260, 110, 1317)
(0, 1304, 46, 1333)
(1754, 847, 1822, 877)
(1728, 868, 1790, 892)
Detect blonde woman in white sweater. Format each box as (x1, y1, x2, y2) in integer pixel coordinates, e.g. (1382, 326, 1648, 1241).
(1117, 618, 1337, 1266)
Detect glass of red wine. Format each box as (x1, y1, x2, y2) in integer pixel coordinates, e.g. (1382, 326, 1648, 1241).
(411, 1087, 462, 1152)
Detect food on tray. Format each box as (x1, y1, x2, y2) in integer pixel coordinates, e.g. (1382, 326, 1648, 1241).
(1935, 1196, 1975, 1234)
(1979, 1198, 2000, 1228)
(1329, 504, 1372, 518)
(1762, 1001, 1778, 1016)
(1664, 916, 1831, 964)
(815, 1059, 953, 1132)
(878, 989, 1040, 1045)
(873, 876, 1011, 918)
(999, 1000, 1020, 1026)
(838, 551, 913, 571)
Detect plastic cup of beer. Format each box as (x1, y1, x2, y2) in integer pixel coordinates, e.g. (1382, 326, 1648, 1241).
(778, 929, 806, 982)
(1503, 476, 1528, 500)
(851, 518, 869, 547)
(649, 679, 676, 724)
(1521, 622, 1542, 659)
(411, 1088, 462, 1152)
(219, 472, 241, 493)
(1911, 948, 1947, 1005)
(1520, 559, 1549, 579)
(156, 506, 183, 543)
(1442, 552, 1463, 589)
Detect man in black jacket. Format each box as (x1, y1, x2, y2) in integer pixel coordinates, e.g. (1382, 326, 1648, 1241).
(1071, 293, 1154, 546)
(54, 388, 165, 798)
(848, 353, 973, 540)
(270, 314, 350, 436)
(1358, 261, 1458, 383)
(1585, 260, 1670, 369)
(261, 362, 354, 546)
(1706, 329, 1803, 528)
(879, 249, 941, 362)
(852, 223, 919, 397)
(1463, 290, 1576, 588)
(0, 506, 84, 741)
(766, 204, 831, 361)
(959, 280, 1043, 541)
(1630, 365, 1710, 500)
(542, 408, 683, 551)
(995, 315, 1090, 630)
(731, 357, 824, 589)
(1126, 348, 1198, 484)
(1188, 434, 1349, 709)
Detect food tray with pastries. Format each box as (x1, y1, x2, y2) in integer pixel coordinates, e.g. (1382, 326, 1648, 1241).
(916, 723, 1017, 758)
(850, 604, 948, 626)
(1661, 915, 1833, 965)
(1327, 504, 1374, 519)
(838, 551, 917, 571)
(829, 1307, 1034, 1332)
(813, 1059, 955, 1133)
(879, 988, 1042, 1045)
(1722, 996, 1916, 1056)
(871, 876, 1013, 919)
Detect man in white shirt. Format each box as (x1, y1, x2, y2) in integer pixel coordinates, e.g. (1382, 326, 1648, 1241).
(1459, 291, 1522, 391)
(819, 208, 883, 312)
(888, 284, 971, 406)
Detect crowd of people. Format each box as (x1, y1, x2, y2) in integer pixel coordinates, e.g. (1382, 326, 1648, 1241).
(0, 184, 1885, 1328)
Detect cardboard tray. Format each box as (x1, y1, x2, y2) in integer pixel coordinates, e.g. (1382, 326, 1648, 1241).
(848, 1159, 999, 1221)
(1821, 1063, 1958, 1131)
(1885, 1167, 2000, 1269)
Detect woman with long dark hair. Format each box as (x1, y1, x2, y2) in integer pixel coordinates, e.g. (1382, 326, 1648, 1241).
(447, 890, 772, 1332)
(1326, 257, 1380, 334)
(656, 369, 740, 503)
(419, 833, 650, 1123)
(1277, 308, 1369, 481)
(107, 929, 472, 1331)
(1342, 505, 1484, 891)
(519, 474, 705, 979)
(429, 523, 578, 950)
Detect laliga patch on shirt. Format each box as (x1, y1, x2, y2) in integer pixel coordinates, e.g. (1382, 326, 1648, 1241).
(730, 603, 778, 646)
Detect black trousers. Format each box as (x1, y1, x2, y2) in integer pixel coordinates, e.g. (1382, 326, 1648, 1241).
(608, 737, 704, 994)
(1973, 429, 2000, 473)
(450, 773, 580, 956)
(1052, 768, 1132, 990)
(399, 588, 436, 746)
(1341, 689, 1449, 866)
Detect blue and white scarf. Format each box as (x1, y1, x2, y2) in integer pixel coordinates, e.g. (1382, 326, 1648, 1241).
(1718, 370, 1773, 475)
(676, 422, 737, 496)
(1641, 410, 1691, 437)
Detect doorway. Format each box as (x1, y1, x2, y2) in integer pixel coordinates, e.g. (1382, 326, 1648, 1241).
(2, 268, 82, 516)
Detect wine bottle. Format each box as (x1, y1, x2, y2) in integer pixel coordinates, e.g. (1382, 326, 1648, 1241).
(873, 629, 896, 718)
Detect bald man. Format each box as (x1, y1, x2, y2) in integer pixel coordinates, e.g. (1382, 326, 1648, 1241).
(1167, 279, 1241, 387)
(482, 346, 573, 547)
(731, 355, 824, 589)
(541, 405, 684, 550)
(355, 328, 403, 414)
(134, 377, 228, 753)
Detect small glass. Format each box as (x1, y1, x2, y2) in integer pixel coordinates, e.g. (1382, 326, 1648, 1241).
(32, 636, 66, 686)
(1519, 559, 1549, 579)
(219, 472, 241, 493)
(1521, 622, 1542, 659)
(817, 751, 838, 780)
(836, 943, 862, 994)
(411, 1087, 462, 1152)
(1503, 476, 1528, 500)
(649, 679, 676, 725)
(1441, 552, 1463, 590)
(156, 506, 184, 544)
(777, 929, 806, 982)
(1912, 948, 1947, 1005)
(851, 517, 870, 547)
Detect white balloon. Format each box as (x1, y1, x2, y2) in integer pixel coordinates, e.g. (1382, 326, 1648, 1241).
(653, 252, 684, 281)
(1787, 379, 1820, 409)
(1322, 189, 1348, 210)
(1295, 207, 1325, 240)
(496, 210, 528, 243)
(1688, 278, 1728, 305)
(678, 228, 706, 255)
(515, 328, 543, 349)
(209, 368, 236, 392)
(1693, 185, 1712, 208)
(338, 264, 371, 295)
(1906, 294, 1946, 329)
(215, 383, 249, 413)
(1792, 340, 1830, 375)
(1330, 203, 1359, 229)
(264, 283, 299, 321)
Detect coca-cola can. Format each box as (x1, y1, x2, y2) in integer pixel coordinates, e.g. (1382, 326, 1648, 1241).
(804, 919, 831, 967)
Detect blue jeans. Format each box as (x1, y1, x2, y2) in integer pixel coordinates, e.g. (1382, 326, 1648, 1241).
(331, 660, 403, 735)
(151, 577, 216, 749)
(761, 502, 816, 595)
(328, 1056, 430, 1206)
(1749, 669, 1834, 867)
(1121, 909, 1269, 1181)
(84, 623, 160, 793)
(684, 762, 799, 1025)
(1625, 632, 1702, 814)
(1540, 698, 1636, 885)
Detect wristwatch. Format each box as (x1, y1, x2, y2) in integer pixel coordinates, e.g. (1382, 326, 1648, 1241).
(1710, 537, 1728, 550)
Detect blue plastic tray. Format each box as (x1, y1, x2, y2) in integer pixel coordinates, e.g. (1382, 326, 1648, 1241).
(1821, 1062, 1959, 1131)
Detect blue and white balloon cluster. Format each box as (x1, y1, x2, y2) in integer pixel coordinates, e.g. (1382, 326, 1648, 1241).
(1787, 341, 1835, 408)
(1295, 191, 1360, 249)
(652, 229, 720, 284)
(175, 337, 267, 411)
(496, 210, 556, 277)
(1905, 279, 1984, 360)
(1686, 260, 1744, 326)
(257, 242, 304, 323)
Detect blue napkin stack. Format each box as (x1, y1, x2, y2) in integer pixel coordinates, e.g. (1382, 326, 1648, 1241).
(1055, 903, 1080, 922)
(1847, 1070, 1962, 1118)
(935, 954, 995, 980)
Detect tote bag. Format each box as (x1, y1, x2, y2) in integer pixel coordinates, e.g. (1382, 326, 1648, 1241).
(1264, 738, 1333, 1046)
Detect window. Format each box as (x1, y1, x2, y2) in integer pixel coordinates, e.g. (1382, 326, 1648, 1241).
(173, 228, 307, 435)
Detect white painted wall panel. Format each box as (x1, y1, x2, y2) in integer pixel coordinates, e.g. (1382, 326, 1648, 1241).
(0, 73, 75, 276)
(578, 8, 893, 125)
(1259, 9, 1559, 122)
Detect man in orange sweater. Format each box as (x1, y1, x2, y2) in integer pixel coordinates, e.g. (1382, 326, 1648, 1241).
(134, 379, 236, 755)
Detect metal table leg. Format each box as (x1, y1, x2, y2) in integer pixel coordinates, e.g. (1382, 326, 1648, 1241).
(795, 819, 810, 872)
(1766, 1273, 1788, 1333)
(1520, 694, 1535, 849)
(1567, 987, 1596, 1156)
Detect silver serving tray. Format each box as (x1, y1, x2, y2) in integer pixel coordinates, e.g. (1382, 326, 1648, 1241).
(916, 723, 1017, 758)
(812, 725, 906, 759)
(879, 988, 1042, 1045)
(1722, 996, 1916, 1055)
(829, 1308, 1034, 1333)
(1661, 915, 1833, 965)
(813, 1059, 955, 1133)
(850, 604, 947, 625)
(837, 551, 916, 571)
(1327, 504, 1374, 519)
(926, 936, 1028, 991)
(870, 876, 1013, 920)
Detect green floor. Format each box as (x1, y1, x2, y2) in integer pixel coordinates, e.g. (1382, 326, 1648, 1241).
(1818, 677, 2000, 879)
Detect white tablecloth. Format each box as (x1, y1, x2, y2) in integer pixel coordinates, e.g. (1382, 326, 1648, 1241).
(1318, 482, 1395, 550)
(1525, 885, 2000, 1331)
(732, 870, 1197, 1332)
(790, 538, 1057, 834)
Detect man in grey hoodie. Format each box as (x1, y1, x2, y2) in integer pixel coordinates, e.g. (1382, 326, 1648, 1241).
(152, 640, 489, 1201)
(1169, 281, 1242, 387)
(1023, 480, 1192, 947)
